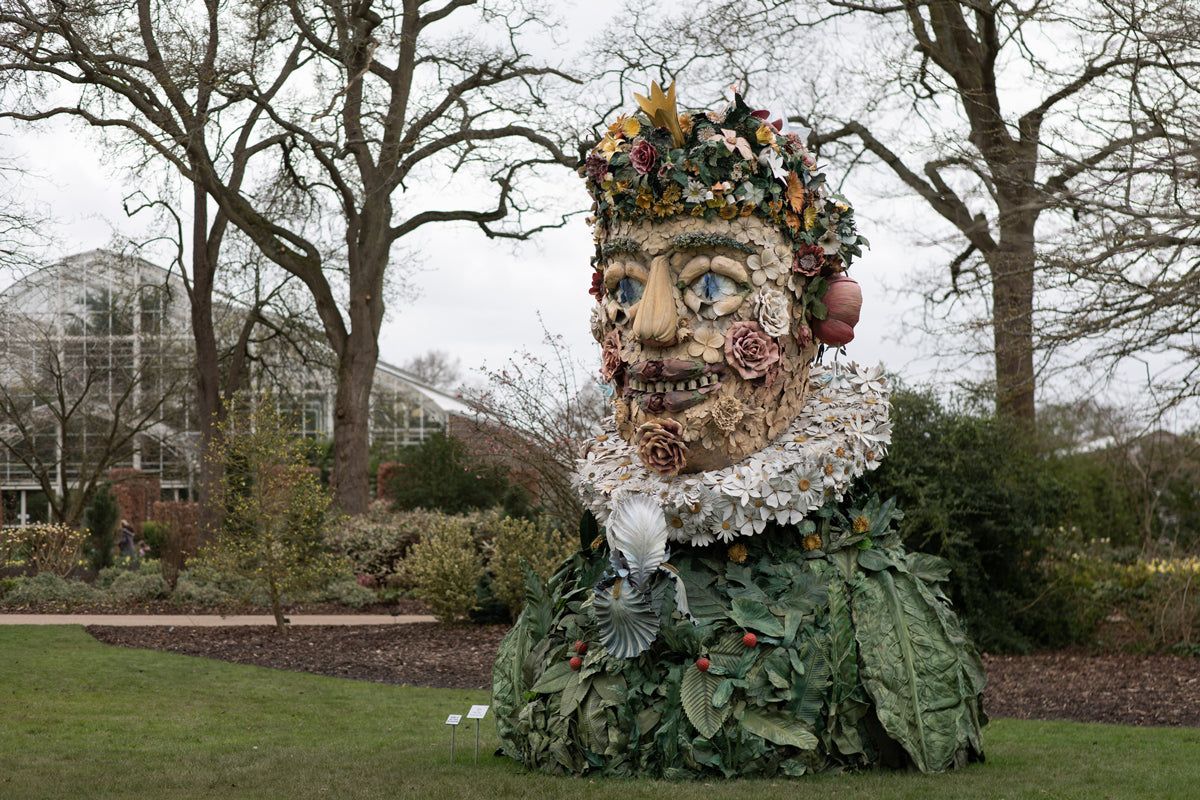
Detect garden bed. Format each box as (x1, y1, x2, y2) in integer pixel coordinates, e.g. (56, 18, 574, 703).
(83, 622, 1200, 727)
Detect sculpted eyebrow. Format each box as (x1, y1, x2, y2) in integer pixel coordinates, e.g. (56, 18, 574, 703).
(671, 232, 756, 254)
(601, 238, 642, 259)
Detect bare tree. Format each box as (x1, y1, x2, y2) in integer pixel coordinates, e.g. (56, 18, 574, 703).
(401, 349, 463, 391)
(0, 0, 583, 514)
(461, 329, 606, 526)
(594, 0, 1200, 428)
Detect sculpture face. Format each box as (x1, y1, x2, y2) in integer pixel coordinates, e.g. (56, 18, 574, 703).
(596, 215, 818, 474)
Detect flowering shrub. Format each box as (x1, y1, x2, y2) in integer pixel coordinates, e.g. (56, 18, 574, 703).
(1, 523, 88, 578)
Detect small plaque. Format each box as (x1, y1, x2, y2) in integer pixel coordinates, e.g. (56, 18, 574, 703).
(466, 705, 489, 720)
(445, 714, 462, 725)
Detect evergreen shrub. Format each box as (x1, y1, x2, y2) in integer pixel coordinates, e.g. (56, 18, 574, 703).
(401, 516, 483, 623)
(487, 516, 576, 619)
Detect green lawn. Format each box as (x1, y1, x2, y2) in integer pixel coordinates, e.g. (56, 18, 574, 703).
(2, 626, 1196, 799)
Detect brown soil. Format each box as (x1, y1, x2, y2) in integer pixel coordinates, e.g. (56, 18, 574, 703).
(84, 624, 1200, 727)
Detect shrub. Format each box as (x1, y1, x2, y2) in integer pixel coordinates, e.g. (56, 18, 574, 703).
(107, 570, 171, 603)
(83, 483, 121, 573)
(141, 521, 169, 560)
(317, 577, 378, 609)
(1046, 535, 1200, 653)
(172, 574, 234, 607)
(387, 431, 532, 517)
(0, 523, 88, 577)
(401, 516, 483, 623)
(861, 386, 1077, 652)
(487, 516, 576, 619)
(327, 502, 437, 582)
(0, 573, 103, 606)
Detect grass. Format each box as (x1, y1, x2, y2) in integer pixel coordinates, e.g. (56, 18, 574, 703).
(2, 626, 1197, 800)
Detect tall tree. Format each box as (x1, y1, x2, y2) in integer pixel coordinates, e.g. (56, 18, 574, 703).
(595, 0, 1200, 427)
(0, 0, 582, 513)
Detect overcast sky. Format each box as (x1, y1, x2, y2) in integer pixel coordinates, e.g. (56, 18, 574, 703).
(0, 2, 959, 401)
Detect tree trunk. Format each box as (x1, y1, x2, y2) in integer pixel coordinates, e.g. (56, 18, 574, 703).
(331, 321, 380, 515)
(190, 182, 226, 543)
(989, 250, 1036, 426)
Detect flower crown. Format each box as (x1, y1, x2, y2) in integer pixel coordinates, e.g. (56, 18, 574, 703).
(581, 83, 868, 273)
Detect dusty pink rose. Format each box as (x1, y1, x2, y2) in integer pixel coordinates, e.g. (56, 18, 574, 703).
(811, 276, 862, 347)
(724, 321, 781, 381)
(792, 244, 825, 277)
(630, 139, 658, 175)
(796, 321, 813, 349)
(600, 329, 624, 383)
(636, 418, 688, 476)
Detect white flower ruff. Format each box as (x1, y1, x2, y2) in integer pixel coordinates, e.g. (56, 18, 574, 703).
(574, 362, 892, 546)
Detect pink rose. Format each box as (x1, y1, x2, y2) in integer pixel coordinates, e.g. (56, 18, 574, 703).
(796, 321, 813, 349)
(723, 321, 781, 381)
(636, 418, 688, 476)
(600, 329, 624, 383)
(811, 276, 862, 347)
(630, 139, 658, 175)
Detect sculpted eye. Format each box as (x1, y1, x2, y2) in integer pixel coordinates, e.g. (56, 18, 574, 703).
(689, 272, 738, 304)
(614, 276, 645, 307)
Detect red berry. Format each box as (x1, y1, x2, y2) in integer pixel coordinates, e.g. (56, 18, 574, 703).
(574, 640, 588, 655)
(696, 657, 710, 672)
(569, 656, 583, 671)
(743, 633, 757, 648)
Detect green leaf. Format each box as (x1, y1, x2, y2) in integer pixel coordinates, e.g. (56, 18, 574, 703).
(591, 674, 627, 707)
(729, 597, 785, 638)
(852, 567, 985, 772)
(680, 569, 728, 619)
(681, 664, 730, 738)
(711, 678, 734, 709)
(530, 659, 575, 694)
(725, 563, 771, 604)
(739, 708, 818, 750)
(857, 547, 898, 573)
(559, 668, 586, 717)
(905, 552, 952, 585)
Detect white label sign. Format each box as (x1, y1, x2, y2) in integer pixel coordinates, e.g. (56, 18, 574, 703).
(445, 714, 462, 725)
(466, 705, 489, 720)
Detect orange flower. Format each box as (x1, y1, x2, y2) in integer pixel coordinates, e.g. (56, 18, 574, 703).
(802, 532, 822, 551)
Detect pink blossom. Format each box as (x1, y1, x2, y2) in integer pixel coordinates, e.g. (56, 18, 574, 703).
(636, 418, 688, 476)
(723, 321, 781, 381)
(630, 139, 658, 175)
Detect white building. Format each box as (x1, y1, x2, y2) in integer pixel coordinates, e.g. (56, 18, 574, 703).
(0, 250, 469, 525)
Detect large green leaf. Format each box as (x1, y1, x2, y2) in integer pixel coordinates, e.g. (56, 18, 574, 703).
(490, 612, 533, 755)
(739, 708, 818, 750)
(529, 658, 575, 694)
(729, 597, 784, 638)
(852, 567, 984, 772)
(681, 664, 730, 738)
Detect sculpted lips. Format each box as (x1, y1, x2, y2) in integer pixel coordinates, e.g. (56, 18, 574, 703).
(624, 359, 724, 412)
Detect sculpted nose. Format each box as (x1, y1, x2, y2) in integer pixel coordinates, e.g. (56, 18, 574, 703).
(633, 255, 678, 347)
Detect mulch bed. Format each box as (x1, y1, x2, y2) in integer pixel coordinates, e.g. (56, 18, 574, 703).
(83, 623, 1200, 727)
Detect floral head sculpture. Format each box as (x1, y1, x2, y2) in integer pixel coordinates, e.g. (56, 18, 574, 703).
(583, 83, 867, 475)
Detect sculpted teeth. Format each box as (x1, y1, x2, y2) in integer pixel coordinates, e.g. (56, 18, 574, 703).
(629, 375, 718, 392)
